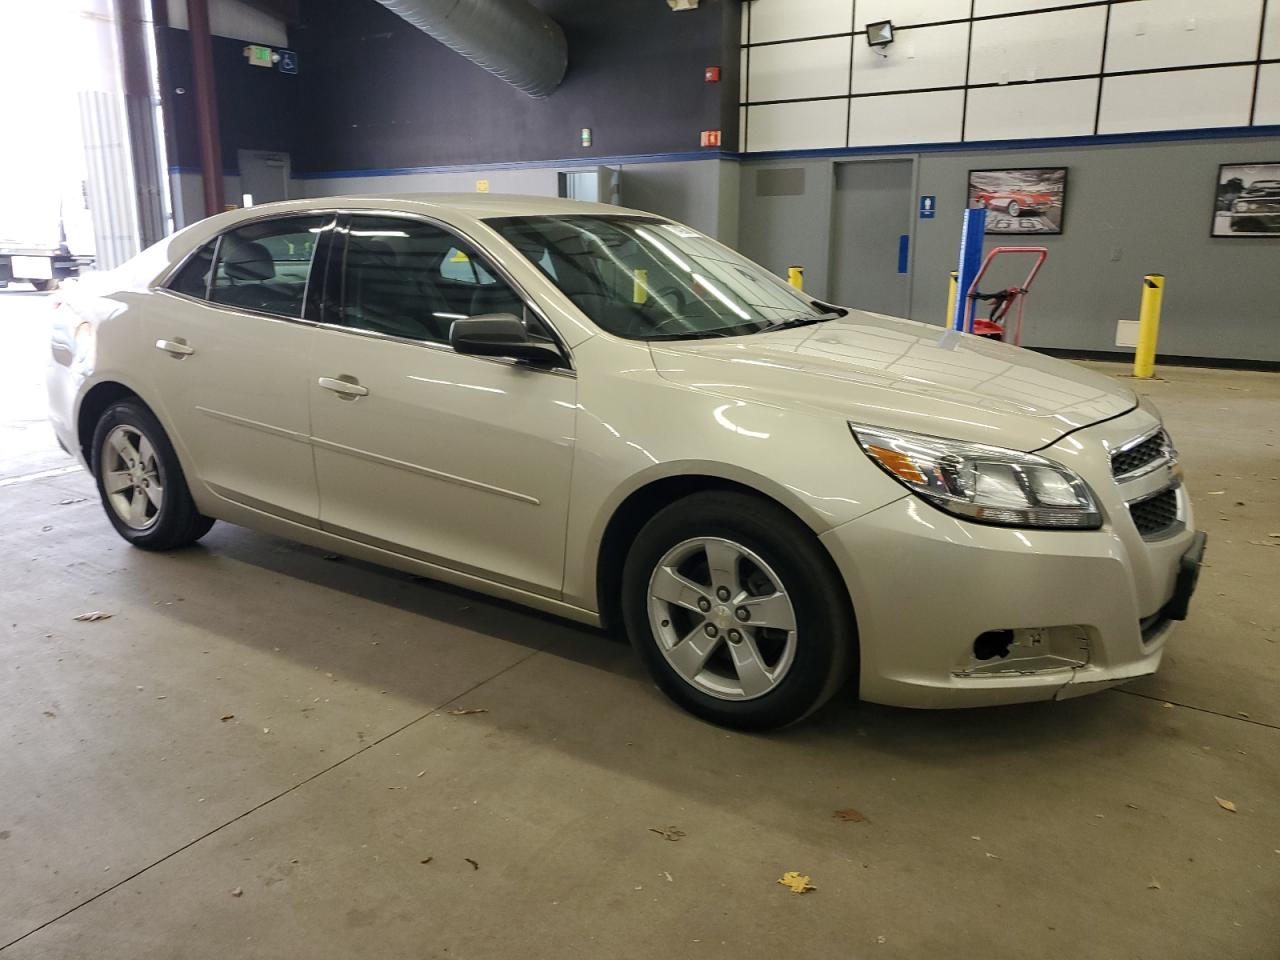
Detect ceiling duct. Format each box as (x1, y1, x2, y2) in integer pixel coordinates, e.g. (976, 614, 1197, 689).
(374, 0, 567, 98)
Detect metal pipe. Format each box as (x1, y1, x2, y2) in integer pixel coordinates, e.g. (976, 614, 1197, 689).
(1134, 274, 1165, 379)
(374, 0, 567, 98)
(187, 0, 224, 217)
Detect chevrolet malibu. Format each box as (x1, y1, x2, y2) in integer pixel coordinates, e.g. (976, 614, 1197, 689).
(47, 195, 1205, 729)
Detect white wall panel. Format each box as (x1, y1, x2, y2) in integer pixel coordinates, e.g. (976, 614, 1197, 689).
(965, 78, 1099, 140)
(969, 7, 1106, 84)
(851, 22, 969, 94)
(1098, 66, 1254, 132)
(1263, 0, 1280, 59)
(854, 0, 958, 30)
(746, 100, 848, 152)
(849, 90, 964, 145)
(747, 0, 852, 43)
(749, 36, 852, 101)
(975, 0, 1096, 14)
(1105, 0, 1264, 72)
(1252, 63, 1280, 126)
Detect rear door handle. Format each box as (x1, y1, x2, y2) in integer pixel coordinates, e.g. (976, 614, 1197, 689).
(156, 338, 194, 358)
(318, 376, 369, 399)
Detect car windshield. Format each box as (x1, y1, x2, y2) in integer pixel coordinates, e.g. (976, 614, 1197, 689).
(486, 214, 838, 341)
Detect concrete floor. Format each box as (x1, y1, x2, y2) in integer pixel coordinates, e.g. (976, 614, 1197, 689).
(1, 288, 1277, 959)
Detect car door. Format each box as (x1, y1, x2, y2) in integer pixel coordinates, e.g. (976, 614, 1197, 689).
(148, 213, 332, 523)
(306, 213, 577, 597)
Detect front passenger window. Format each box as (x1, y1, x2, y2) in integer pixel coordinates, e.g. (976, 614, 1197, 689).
(208, 216, 326, 318)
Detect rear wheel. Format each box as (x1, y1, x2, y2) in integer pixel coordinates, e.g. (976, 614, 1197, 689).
(30, 278, 58, 292)
(1006, 200, 1021, 217)
(91, 400, 214, 549)
(622, 491, 856, 730)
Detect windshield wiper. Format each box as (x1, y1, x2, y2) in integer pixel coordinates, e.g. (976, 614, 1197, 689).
(755, 311, 841, 334)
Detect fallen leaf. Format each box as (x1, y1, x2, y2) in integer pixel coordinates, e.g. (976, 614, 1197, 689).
(833, 808, 867, 823)
(1148, 879, 1161, 890)
(1237, 712, 1251, 719)
(464, 858, 479, 870)
(649, 826, 686, 842)
(985, 852, 1002, 860)
(73, 611, 112, 622)
(447, 707, 488, 716)
(230, 887, 243, 897)
(1215, 796, 1237, 813)
(663, 871, 673, 882)
(777, 871, 815, 894)
(1126, 802, 1140, 810)
(970, 835, 981, 841)
(262, 727, 270, 734)
(220, 714, 234, 722)
(420, 857, 433, 865)
(1162, 702, 1175, 709)
(876, 936, 887, 944)
(416, 770, 426, 777)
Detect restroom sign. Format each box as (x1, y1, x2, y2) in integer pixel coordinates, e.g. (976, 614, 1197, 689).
(919, 195, 937, 219)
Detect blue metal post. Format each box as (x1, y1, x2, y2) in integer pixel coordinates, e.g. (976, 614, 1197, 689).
(952, 207, 987, 332)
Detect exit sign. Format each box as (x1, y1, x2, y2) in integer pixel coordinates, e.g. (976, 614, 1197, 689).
(244, 44, 274, 67)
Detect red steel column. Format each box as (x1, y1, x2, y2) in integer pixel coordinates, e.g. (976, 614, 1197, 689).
(187, 0, 224, 216)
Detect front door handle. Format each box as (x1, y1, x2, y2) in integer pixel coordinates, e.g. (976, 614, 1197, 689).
(318, 376, 369, 399)
(156, 338, 194, 358)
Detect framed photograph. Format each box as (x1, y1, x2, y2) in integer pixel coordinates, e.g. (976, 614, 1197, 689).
(967, 167, 1068, 235)
(1212, 163, 1280, 238)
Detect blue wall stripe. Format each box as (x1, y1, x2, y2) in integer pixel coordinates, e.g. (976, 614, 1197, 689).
(896, 234, 910, 275)
(168, 123, 1280, 181)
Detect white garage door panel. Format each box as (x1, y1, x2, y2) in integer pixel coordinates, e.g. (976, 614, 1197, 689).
(1105, 0, 1264, 72)
(747, 99, 848, 153)
(747, 0, 852, 44)
(851, 22, 969, 94)
(749, 36, 853, 101)
(1264, 1, 1280, 59)
(855, 0, 958, 30)
(1098, 67, 1254, 133)
(1250, 63, 1280, 126)
(969, 7, 1106, 84)
(975, 0, 1096, 15)
(965, 78, 1099, 141)
(849, 90, 964, 146)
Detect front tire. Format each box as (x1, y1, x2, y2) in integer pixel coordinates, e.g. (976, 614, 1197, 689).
(29, 278, 58, 292)
(1006, 200, 1021, 217)
(622, 491, 856, 730)
(90, 399, 214, 550)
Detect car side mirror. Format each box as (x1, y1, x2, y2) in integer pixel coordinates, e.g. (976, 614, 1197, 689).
(449, 313, 563, 366)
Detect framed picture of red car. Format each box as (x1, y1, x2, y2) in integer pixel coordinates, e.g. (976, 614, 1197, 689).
(1212, 163, 1280, 237)
(967, 167, 1067, 235)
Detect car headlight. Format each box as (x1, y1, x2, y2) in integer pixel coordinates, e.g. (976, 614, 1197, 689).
(850, 423, 1102, 529)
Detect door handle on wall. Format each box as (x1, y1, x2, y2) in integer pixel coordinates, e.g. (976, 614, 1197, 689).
(318, 376, 369, 399)
(155, 338, 194, 358)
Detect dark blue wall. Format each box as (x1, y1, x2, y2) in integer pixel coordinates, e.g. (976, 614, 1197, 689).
(289, 0, 739, 174)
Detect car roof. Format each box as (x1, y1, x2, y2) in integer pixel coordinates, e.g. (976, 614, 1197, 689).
(234, 192, 649, 221)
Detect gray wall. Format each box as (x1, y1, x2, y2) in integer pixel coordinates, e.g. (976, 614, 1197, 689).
(738, 135, 1280, 363)
(292, 159, 741, 243)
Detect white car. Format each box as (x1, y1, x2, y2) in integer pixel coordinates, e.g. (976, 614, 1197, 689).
(47, 195, 1205, 729)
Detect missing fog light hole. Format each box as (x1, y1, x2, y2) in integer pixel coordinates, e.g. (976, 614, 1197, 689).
(973, 630, 1013, 661)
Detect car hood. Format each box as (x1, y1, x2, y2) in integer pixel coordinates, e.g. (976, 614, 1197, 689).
(648, 311, 1137, 451)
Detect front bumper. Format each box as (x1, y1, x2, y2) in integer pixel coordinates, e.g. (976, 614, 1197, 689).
(821, 409, 1202, 708)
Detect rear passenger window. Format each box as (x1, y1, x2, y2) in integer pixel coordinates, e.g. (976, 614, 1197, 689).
(208, 216, 326, 318)
(168, 241, 216, 299)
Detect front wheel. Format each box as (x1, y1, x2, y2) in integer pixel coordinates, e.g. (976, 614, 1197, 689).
(90, 399, 214, 550)
(622, 491, 856, 730)
(1006, 200, 1021, 217)
(29, 278, 58, 292)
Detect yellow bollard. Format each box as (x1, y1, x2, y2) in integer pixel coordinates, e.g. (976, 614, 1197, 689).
(945, 270, 959, 328)
(788, 265, 803, 290)
(1134, 274, 1165, 379)
(633, 268, 648, 304)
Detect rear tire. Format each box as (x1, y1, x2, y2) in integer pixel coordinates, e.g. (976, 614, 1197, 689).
(622, 491, 856, 730)
(90, 399, 214, 550)
(30, 278, 58, 292)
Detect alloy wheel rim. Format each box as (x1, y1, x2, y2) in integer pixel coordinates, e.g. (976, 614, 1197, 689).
(100, 425, 164, 530)
(646, 536, 798, 701)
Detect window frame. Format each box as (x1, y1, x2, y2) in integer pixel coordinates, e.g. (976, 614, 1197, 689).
(153, 208, 574, 375)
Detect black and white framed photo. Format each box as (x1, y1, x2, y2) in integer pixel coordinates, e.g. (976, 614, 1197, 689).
(967, 168, 1068, 235)
(1212, 163, 1280, 238)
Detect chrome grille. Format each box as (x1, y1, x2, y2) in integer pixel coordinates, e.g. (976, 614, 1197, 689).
(1128, 488, 1179, 538)
(1111, 430, 1170, 480)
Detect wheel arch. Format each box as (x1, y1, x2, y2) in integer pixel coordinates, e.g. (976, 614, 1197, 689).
(593, 471, 850, 634)
(77, 379, 156, 463)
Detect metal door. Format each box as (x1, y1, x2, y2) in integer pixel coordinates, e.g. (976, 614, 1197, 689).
(237, 150, 290, 207)
(830, 159, 914, 317)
